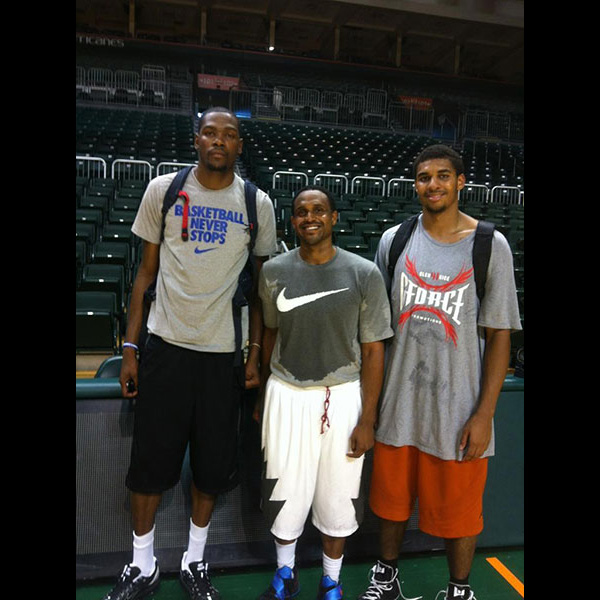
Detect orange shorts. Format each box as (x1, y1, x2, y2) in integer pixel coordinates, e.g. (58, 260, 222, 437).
(369, 443, 488, 539)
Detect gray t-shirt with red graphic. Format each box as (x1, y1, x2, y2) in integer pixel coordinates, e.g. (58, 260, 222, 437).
(374, 215, 522, 460)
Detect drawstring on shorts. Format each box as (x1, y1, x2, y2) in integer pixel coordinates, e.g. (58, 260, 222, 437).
(320, 387, 331, 434)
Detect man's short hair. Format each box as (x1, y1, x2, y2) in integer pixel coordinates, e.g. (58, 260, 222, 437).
(292, 185, 337, 214)
(413, 144, 465, 178)
(197, 106, 239, 131)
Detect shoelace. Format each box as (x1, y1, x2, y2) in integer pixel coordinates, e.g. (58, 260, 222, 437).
(188, 562, 218, 594)
(361, 579, 396, 600)
(362, 569, 423, 600)
(120, 564, 141, 583)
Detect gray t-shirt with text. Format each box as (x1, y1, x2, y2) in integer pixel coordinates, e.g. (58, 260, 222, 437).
(374, 215, 522, 460)
(132, 171, 277, 352)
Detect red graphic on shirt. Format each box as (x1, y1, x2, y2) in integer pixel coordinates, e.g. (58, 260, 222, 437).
(398, 256, 473, 347)
(405, 255, 473, 292)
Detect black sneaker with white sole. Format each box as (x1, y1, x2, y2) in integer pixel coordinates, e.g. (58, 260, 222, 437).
(356, 560, 422, 600)
(180, 553, 221, 600)
(102, 561, 160, 600)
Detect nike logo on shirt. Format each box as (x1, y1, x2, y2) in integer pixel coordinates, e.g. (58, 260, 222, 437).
(276, 287, 349, 312)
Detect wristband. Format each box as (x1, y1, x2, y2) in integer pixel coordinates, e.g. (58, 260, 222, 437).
(123, 342, 139, 351)
(249, 343, 261, 350)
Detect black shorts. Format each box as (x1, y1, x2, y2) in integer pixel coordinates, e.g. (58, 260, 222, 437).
(126, 335, 242, 495)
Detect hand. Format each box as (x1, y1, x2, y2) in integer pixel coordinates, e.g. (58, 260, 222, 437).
(347, 422, 374, 459)
(459, 412, 492, 461)
(244, 360, 260, 390)
(119, 352, 139, 398)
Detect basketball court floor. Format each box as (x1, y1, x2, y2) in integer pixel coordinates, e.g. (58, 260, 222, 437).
(76, 547, 524, 599)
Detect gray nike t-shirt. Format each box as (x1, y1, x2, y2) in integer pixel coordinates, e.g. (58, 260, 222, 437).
(259, 247, 394, 387)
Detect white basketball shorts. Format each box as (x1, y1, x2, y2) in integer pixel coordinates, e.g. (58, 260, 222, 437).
(261, 374, 365, 540)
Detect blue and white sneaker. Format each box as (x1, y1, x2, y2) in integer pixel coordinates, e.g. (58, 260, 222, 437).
(317, 574, 343, 599)
(258, 565, 300, 599)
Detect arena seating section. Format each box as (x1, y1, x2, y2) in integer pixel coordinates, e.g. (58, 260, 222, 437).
(76, 97, 523, 359)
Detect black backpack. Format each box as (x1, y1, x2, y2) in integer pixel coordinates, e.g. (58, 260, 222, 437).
(138, 166, 258, 369)
(387, 214, 495, 303)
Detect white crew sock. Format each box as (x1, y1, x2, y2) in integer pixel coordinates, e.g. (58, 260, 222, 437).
(184, 519, 210, 566)
(132, 526, 156, 576)
(322, 552, 343, 583)
(275, 539, 297, 570)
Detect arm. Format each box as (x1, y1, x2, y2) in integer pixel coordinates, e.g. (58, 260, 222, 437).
(119, 240, 160, 398)
(459, 327, 511, 461)
(347, 340, 386, 458)
(244, 256, 268, 389)
(252, 325, 278, 423)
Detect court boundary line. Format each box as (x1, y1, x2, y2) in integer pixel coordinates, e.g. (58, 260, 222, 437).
(486, 556, 524, 597)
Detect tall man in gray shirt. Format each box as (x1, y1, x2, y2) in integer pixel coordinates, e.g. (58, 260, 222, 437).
(104, 107, 277, 600)
(256, 186, 393, 600)
(357, 145, 522, 600)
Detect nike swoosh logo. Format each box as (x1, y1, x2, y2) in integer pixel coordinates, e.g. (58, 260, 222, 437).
(194, 247, 217, 254)
(276, 287, 349, 312)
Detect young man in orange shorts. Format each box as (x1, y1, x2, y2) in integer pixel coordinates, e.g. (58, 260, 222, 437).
(357, 145, 522, 600)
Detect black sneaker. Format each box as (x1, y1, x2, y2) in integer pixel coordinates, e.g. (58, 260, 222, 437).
(436, 583, 476, 600)
(258, 565, 300, 599)
(356, 560, 422, 600)
(180, 553, 221, 600)
(102, 561, 160, 600)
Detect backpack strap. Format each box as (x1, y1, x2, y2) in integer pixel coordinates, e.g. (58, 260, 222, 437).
(232, 179, 259, 371)
(244, 179, 259, 248)
(472, 219, 495, 303)
(160, 165, 195, 242)
(387, 214, 419, 281)
(387, 214, 495, 304)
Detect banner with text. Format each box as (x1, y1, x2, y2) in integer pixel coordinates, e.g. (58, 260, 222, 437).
(197, 74, 242, 91)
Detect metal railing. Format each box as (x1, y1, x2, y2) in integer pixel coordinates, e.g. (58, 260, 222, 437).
(76, 156, 524, 206)
(76, 156, 107, 179)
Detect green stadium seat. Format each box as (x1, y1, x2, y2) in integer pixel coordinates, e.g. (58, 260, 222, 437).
(76, 222, 97, 256)
(76, 291, 120, 353)
(94, 355, 123, 378)
(79, 194, 109, 214)
(108, 209, 136, 226)
(79, 264, 127, 317)
(76, 208, 104, 228)
(91, 241, 132, 285)
(100, 223, 135, 245)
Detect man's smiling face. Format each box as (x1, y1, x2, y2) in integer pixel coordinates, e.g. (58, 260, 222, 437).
(291, 189, 338, 247)
(414, 158, 465, 215)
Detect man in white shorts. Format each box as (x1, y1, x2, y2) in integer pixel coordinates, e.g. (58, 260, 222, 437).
(255, 186, 394, 600)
